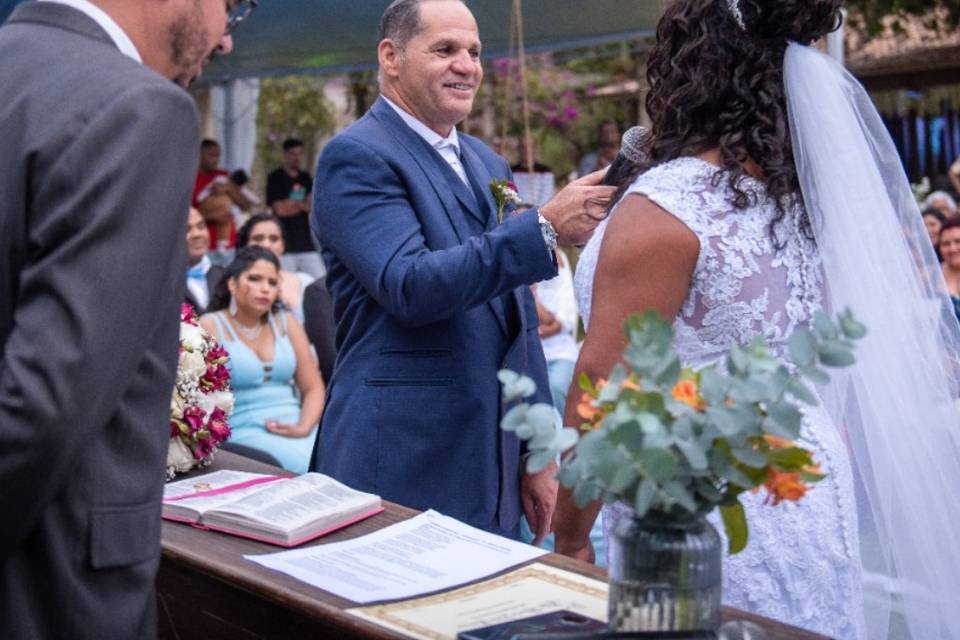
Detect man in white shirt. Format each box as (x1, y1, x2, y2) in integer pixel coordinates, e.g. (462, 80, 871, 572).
(185, 207, 226, 313)
(311, 0, 615, 544)
(0, 1, 253, 637)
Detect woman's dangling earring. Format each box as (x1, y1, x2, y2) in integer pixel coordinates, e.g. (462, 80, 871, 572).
(229, 297, 238, 317)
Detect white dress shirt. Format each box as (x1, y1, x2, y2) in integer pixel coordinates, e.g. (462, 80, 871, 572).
(382, 95, 469, 186)
(40, 0, 142, 63)
(535, 252, 580, 363)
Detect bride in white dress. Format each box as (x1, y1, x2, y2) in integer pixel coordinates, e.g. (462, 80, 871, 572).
(553, 1, 960, 639)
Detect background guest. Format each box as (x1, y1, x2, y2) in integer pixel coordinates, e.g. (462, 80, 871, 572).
(577, 119, 621, 177)
(238, 213, 314, 323)
(939, 218, 960, 324)
(200, 246, 324, 473)
(266, 138, 326, 279)
(533, 250, 580, 417)
(924, 190, 958, 219)
(184, 207, 225, 314)
(193, 138, 255, 259)
(302, 279, 338, 384)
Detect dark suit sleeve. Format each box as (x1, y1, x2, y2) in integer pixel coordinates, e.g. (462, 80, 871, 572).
(0, 83, 199, 552)
(312, 136, 557, 327)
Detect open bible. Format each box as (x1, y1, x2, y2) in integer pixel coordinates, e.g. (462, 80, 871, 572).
(163, 470, 383, 547)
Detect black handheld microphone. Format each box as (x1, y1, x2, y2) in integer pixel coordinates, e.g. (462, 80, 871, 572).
(601, 125, 652, 186)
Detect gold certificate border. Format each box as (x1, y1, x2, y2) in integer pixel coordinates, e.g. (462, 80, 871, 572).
(351, 563, 607, 640)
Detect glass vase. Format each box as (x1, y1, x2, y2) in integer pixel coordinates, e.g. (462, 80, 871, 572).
(608, 510, 722, 633)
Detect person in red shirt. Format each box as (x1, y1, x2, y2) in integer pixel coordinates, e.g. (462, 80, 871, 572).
(192, 138, 254, 252)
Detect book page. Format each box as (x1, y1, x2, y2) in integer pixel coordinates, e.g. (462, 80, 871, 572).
(163, 470, 274, 501)
(347, 564, 607, 640)
(245, 510, 549, 604)
(207, 473, 378, 534)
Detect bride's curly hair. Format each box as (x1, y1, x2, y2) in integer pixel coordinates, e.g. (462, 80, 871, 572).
(613, 0, 842, 244)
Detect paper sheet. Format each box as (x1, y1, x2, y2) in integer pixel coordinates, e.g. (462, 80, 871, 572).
(245, 510, 548, 604)
(347, 563, 608, 640)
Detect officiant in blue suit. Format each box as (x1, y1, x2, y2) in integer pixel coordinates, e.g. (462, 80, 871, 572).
(310, 0, 614, 541)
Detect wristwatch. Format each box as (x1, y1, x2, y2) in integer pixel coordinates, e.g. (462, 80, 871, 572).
(538, 212, 558, 251)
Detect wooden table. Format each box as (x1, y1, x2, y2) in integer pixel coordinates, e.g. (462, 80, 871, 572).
(157, 452, 828, 640)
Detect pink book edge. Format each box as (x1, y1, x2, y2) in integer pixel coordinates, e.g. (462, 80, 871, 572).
(164, 504, 385, 547)
(163, 474, 286, 502)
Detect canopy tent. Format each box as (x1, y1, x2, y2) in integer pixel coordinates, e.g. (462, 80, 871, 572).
(0, 1, 664, 82)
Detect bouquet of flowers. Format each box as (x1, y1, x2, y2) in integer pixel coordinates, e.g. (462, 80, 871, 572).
(500, 309, 864, 553)
(167, 304, 234, 480)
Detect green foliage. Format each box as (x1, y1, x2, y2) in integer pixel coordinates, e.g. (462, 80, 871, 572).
(256, 76, 336, 173)
(479, 54, 634, 178)
(500, 309, 865, 554)
(846, 0, 959, 36)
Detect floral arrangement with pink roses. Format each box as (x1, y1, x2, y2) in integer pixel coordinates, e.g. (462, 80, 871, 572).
(167, 304, 234, 480)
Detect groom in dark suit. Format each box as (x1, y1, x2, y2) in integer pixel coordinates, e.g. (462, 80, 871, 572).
(311, 0, 613, 541)
(0, 1, 249, 638)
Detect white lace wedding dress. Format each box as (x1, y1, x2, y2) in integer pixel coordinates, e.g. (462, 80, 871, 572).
(574, 157, 866, 639)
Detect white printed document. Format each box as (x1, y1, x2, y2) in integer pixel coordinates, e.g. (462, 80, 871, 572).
(245, 510, 548, 603)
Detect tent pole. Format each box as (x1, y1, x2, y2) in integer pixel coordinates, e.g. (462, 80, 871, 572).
(513, 0, 534, 174)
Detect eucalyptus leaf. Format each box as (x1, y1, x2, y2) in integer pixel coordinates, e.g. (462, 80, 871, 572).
(573, 479, 601, 508)
(730, 445, 768, 469)
(662, 481, 697, 513)
(766, 401, 803, 435)
(638, 412, 665, 435)
(817, 342, 855, 368)
(500, 404, 528, 433)
(633, 478, 658, 518)
(788, 327, 816, 367)
(553, 428, 579, 452)
(698, 367, 727, 404)
(786, 377, 818, 405)
(525, 403, 558, 433)
(526, 449, 556, 474)
(705, 406, 741, 436)
(812, 311, 838, 340)
(636, 448, 678, 482)
(728, 346, 749, 375)
(720, 502, 749, 554)
(799, 365, 830, 385)
(556, 461, 581, 488)
(675, 438, 709, 471)
(498, 369, 536, 401)
(839, 309, 867, 339)
(610, 464, 638, 494)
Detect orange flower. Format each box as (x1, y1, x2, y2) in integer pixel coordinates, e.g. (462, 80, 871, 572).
(622, 378, 640, 391)
(763, 468, 808, 506)
(671, 379, 703, 410)
(577, 392, 602, 423)
(762, 434, 794, 450)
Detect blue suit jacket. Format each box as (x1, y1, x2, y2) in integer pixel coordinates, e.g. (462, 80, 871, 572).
(310, 98, 556, 536)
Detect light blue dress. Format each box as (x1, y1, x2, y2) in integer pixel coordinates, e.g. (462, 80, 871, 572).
(212, 311, 316, 473)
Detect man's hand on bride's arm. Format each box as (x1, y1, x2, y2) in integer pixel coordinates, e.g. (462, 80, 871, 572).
(540, 170, 616, 247)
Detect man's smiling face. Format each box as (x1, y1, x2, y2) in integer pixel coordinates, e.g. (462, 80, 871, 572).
(388, 0, 483, 136)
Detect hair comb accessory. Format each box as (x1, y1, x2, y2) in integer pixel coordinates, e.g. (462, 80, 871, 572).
(726, 0, 746, 30)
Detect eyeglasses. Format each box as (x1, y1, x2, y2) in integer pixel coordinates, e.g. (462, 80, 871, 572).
(226, 0, 258, 35)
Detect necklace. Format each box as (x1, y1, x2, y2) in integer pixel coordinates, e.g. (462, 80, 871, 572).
(232, 316, 263, 341)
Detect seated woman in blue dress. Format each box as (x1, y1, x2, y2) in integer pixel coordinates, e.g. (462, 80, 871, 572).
(200, 246, 325, 473)
(237, 213, 314, 324)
